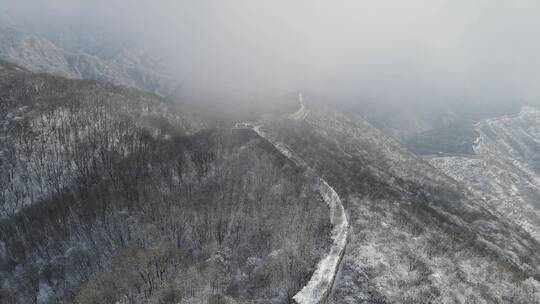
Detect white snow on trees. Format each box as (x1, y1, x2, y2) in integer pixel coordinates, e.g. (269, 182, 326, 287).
(238, 115, 349, 304)
(428, 106, 540, 242)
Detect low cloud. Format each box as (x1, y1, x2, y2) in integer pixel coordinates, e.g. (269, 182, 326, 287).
(2, 0, 540, 111)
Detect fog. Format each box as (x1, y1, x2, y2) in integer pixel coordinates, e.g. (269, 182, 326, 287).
(3, 0, 540, 115)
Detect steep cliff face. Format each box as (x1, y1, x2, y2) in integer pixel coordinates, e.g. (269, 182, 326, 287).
(260, 107, 540, 303)
(429, 106, 540, 243)
(0, 27, 176, 96)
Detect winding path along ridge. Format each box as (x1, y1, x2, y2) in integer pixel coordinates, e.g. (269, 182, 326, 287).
(237, 96, 349, 303)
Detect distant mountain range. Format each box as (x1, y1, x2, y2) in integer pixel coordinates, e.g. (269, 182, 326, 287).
(0, 26, 177, 96)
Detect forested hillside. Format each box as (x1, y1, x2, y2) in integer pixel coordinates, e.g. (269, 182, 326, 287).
(261, 108, 540, 303)
(429, 106, 540, 244)
(0, 60, 331, 303)
(2, 58, 540, 303)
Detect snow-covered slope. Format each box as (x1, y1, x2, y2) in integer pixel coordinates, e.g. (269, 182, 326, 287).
(475, 106, 540, 180)
(259, 105, 540, 303)
(0, 59, 193, 215)
(245, 123, 349, 304)
(0, 27, 77, 78)
(429, 106, 540, 242)
(235, 95, 348, 304)
(0, 62, 332, 303)
(0, 26, 176, 95)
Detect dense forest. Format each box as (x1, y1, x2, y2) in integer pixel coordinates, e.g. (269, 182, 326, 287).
(0, 61, 331, 303)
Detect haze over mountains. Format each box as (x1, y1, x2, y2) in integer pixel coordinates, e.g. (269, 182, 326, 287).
(0, 23, 176, 97)
(2, 1, 540, 304)
(4, 1, 540, 115)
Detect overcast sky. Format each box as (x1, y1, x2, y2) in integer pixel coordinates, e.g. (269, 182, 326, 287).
(2, 0, 540, 112)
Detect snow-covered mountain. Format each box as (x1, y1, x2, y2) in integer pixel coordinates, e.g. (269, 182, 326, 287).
(0, 27, 77, 78)
(2, 58, 540, 303)
(0, 26, 176, 96)
(0, 60, 331, 303)
(429, 106, 540, 243)
(258, 106, 540, 303)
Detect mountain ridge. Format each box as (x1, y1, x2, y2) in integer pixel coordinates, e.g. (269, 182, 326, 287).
(259, 105, 540, 302)
(0, 26, 176, 96)
(2, 59, 540, 302)
(429, 106, 540, 243)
